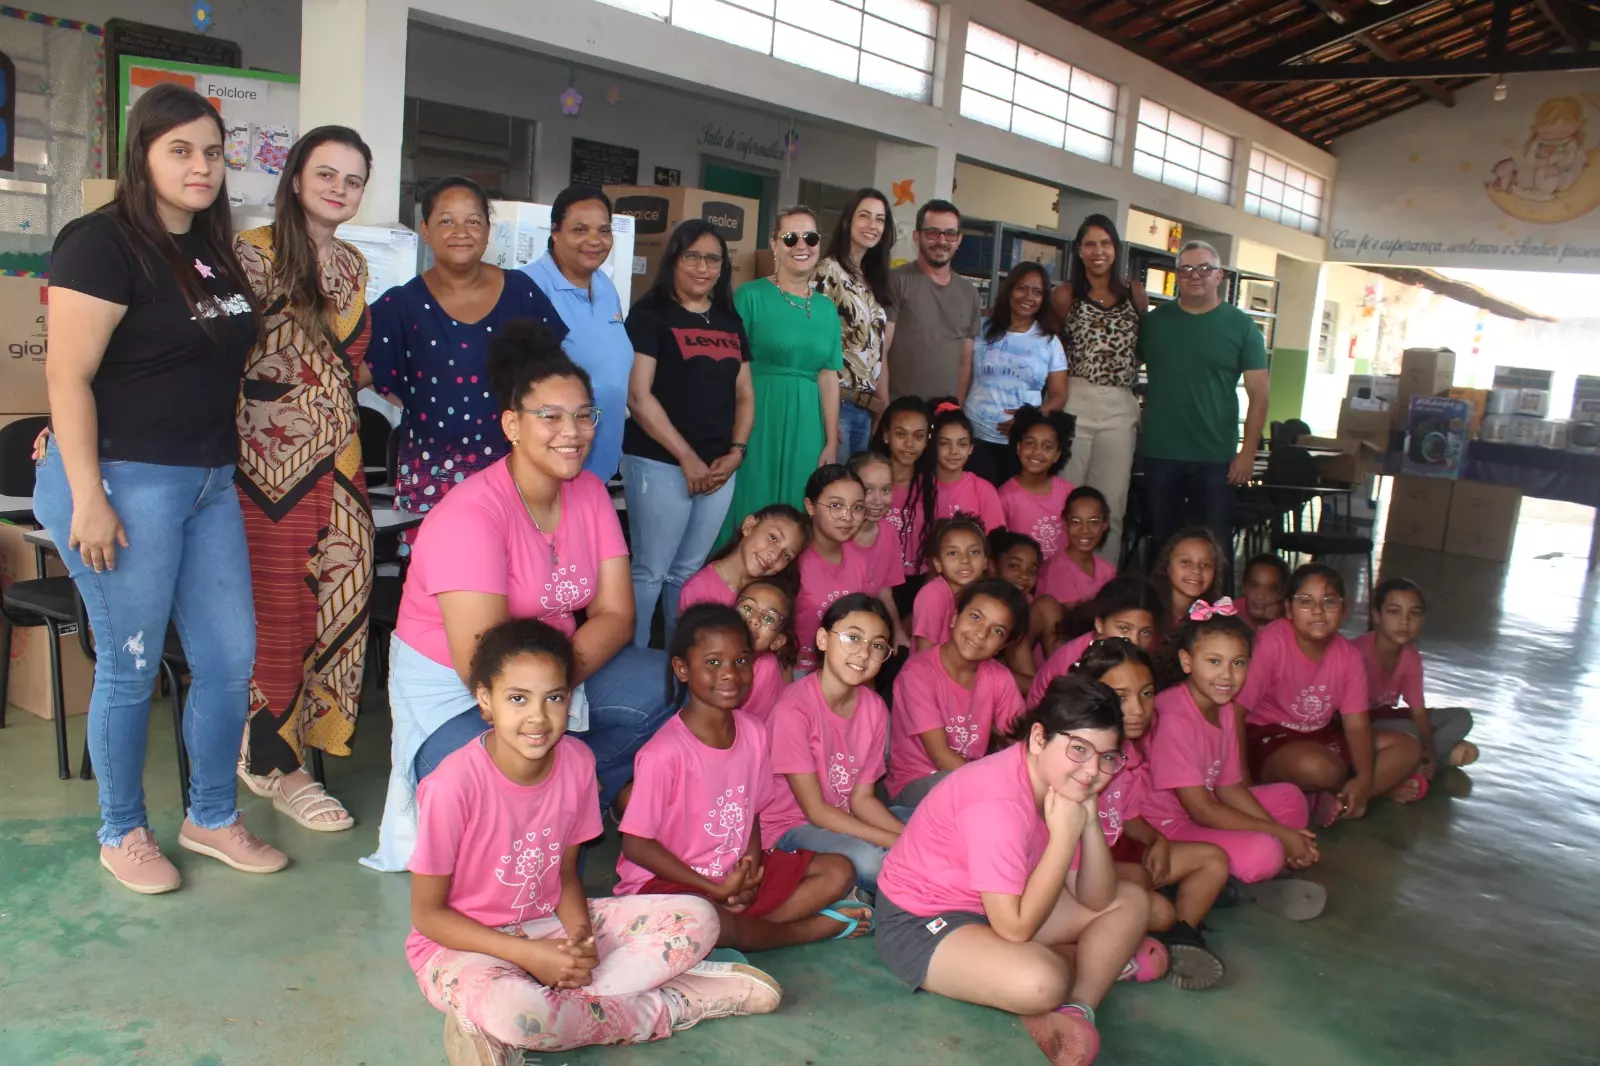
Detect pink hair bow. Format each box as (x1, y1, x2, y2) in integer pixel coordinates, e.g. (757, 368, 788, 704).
(934, 401, 962, 415)
(1188, 597, 1238, 621)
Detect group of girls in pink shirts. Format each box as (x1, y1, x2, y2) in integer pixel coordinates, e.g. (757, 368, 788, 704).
(406, 392, 1479, 1066)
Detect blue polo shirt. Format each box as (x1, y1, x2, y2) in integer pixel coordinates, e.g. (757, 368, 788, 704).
(523, 254, 633, 481)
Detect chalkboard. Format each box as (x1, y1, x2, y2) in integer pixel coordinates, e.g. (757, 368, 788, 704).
(104, 18, 243, 174)
(570, 138, 638, 187)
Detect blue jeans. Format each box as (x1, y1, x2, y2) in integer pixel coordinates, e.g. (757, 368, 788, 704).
(33, 443, 256, 845)
(838, 403, 875, 460)
(619, 453, 737, 647)
(774, 806, 912, 894)
(1143, 457, 1236, 565)
(415, 644, 674, 811)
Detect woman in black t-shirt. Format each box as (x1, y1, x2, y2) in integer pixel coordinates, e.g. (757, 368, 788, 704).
(618, 219, 753, 646)
(34, 84, 285, 894)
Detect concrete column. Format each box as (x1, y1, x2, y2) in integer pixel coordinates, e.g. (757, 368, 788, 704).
(1266, 254, 1325, 423)
(299, 0, 408, 225)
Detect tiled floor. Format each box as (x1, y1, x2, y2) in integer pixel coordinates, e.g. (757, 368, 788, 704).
(3, 498, 1598, 1065)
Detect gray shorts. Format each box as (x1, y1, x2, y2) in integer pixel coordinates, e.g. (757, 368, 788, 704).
(875, 890, 989, 988)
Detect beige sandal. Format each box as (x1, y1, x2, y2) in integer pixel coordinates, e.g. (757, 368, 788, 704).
(272, 779, 355, 833)
(237, 765, 279, 799)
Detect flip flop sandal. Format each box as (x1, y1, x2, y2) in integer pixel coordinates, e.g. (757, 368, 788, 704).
(820, 900, 874, 939)
(1238, 877, 1327, 921)
(1312, 792, 1343, 828)
(1115, 935, 1169, 982)
(274, 779, 355, 833)
(1392, 770, 1429, 803)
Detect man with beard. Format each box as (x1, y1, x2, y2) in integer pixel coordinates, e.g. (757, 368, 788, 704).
(887, 199, 982, 402)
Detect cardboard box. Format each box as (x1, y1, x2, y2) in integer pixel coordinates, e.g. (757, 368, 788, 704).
(1447, 387, 1489, 437)
(82, 178, 117, 214)
(1444, 480, 1522, 561)
(1337, 401, 1394, 450)
(606, 186, 760, 289)
(0, 276, 49, 414)
(0, 522, 95, 719)
(1311, 439, 1382, 485)
(1402, 395, 1472, 479)
(484, 202, 637, 307)
(1346, 374, 1399, 404)
(1493, 365, 1553, 391)
(1385, 475, 1454, 551)
(1571, 375, 1600, 423)
(1395, 347, 1457, 428)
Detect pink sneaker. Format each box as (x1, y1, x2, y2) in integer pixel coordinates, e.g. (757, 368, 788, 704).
(99, 827, 181, 895)
(663, 960, 783, 1031)
(1115, 935, 1170, 983)
(442, 1007, 520, 1066)
(1022, 1003, 1100, 1065)
(177, 816, 288, 874)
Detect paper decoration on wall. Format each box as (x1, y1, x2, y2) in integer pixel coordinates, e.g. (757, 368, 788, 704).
(192, 3, 212, 32)
(224, 122, 249, 170)
(892, 179, 914, 206)
(1486, 93, 1600, 224)
(605, 85, 620, 106)
(252, 123, 291, 176)
(560, 85, 582, 116)
(783, 121, 799, 158)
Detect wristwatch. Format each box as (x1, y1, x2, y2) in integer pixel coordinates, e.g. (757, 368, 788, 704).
(731, 442, 749, 456)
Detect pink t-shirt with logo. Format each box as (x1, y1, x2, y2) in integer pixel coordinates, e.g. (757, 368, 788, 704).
(794, 542, 874, 672)
(1037, 551, 1116, 608)
(1096, 742, 1148, 846)
(1239, 618, 1368, 733)
(998, 477, 1072, 561)
(614, 712, 773, 895)
(1349, 631, 1424, 720)
(855, 523, 907, 592)
(1141, 684, 1242, 829)
(878, 743, 1048, 916)
(678, 564, 738, 612)
(911, 577, 958, 645)
(1027, 631, 1095, 706)
(888, 649, 1023, 798)
(396, 460, 628, 666)
(885, 483, 929, 576)
(761, 673, 889, 842)
(744, 653, 787, 726)
(936, 471, 1005, 531)
(406, 735, 603, 971)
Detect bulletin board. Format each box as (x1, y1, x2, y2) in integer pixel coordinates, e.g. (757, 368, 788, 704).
(118, 56, 298, 210)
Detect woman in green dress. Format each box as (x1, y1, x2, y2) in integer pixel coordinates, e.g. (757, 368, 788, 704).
(717, 206, 843, 540)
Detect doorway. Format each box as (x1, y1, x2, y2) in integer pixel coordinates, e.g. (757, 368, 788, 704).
(703, 159, 778, 242)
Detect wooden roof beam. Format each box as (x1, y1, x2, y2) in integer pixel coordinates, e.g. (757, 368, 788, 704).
(1215, 0, 1444, 68)
(1534, 0, 1588, 51)
(1208, 48, 1600, 81)
(1304, 0, 1454, 105)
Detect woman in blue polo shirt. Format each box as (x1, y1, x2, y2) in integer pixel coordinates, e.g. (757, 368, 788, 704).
(524, 185, 633, 482)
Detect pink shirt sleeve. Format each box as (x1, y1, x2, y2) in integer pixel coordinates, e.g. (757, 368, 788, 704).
(679, 565, 736, 610)
(894, 654, 950, 739)
(976, 477, 1005, 532)
(769, 699, 818, 776)
(912, 580, 953, 643)
(1148, 707, 1209, 792)
(861, 691, 889, 785)
(1398, 645, 1426, 711)
(617, 732, 678, 843)
(409, 759, 471, 876)
(1214, 707, 1243, 789)
(1333, 639, 1370, 717)
(960, 799, 1039, 897)
(990, 664, 1027, 736)
(1236, 622, 1278, 717)
(570, 474, 629, 562)
(1027, 632, 1091, 706)
(414, 484, 511, 599)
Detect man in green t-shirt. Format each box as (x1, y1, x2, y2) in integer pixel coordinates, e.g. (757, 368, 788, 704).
(1138, 240, 1270, 559)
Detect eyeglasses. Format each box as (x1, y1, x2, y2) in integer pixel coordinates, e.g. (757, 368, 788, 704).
(1291, 594, 1343, 613)
(736, 599, 787, 632)
(920, 227, 961, 241)
(779, 231, 820, 248)
(1175, 264, 1219, 277)
(820, 500, 866, 518)
(1060, 733, 1128, 775)
(1066, 516, 1106, 528)
(520, 406, 601, 431)
(681, 251, 724, 268)
(829, 629, 893, 662)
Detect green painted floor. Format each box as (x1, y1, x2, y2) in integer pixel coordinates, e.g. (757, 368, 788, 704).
(4, 501, 1600, 1065)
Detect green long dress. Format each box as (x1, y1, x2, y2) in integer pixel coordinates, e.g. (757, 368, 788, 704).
(717, 278, 844, 542)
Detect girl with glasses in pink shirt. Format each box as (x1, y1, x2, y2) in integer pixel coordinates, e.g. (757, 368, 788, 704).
(794, 464, 875, 673)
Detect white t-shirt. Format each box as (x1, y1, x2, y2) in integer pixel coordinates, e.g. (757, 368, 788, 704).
(964, 323, 1069, 444)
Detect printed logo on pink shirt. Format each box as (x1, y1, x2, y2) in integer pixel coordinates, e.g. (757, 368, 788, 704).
(1288, 684, 1333, 731)
(1204, 759, 1224, 790)
(1098, 789, 1124, 845)
(541, 563, 592, 617)
(947, 715, 978, 758)
(1030, 516, 1062, 556)
(495, 827, 562, 921)
(827, 751, 859, 806)
(884, 507, 905, 534)
(698, 786, 752, 877)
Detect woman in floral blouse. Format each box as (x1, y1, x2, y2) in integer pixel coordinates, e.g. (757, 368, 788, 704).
(816, 188, 897, 457)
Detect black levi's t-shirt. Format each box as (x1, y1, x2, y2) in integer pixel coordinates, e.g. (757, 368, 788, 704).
(49, 211, 257, 467)
(621, 297, 749, 466)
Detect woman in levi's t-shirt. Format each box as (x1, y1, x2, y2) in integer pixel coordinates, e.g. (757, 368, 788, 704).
(998, 405, 1076, 564)
(890, 579, 1028, 807)
(676, 501, 808, 616)
(767, 595, 909, 894)
(409, 618, 781, 1057)
(911, 513, 989, 652)
(848, 451, 911, 650)
(1067, 639, 1229, 992)
(794, 465, 875, 673)
(1029, 577, 1162, 706)
(1239, 565, 1424, 825)
(1142, 605, 1327, 920)
(367, 324, 676, 874)
(875, 675, 1151, 1064)
(1037, 487, 1119, 609)
(617, 605, 872, 949)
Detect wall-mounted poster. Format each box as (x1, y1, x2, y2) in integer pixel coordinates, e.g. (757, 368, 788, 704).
(570, 137, 638, 187)
(118, 56, 298, 210)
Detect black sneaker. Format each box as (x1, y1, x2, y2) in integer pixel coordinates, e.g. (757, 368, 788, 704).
(1213, 876, 1243, 909)
(1157, 921, 1226, 992)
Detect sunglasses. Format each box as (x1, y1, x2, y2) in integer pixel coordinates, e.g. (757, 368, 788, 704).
(779, 231, 821, 248)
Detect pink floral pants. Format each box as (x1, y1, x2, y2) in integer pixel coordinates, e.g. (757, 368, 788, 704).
(416, 894, 718, 1051)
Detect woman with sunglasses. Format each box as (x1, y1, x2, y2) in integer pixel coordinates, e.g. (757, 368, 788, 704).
(620, 219, 753, 647)
(364, 320, 675, 872)
(715, 206, 843, 542)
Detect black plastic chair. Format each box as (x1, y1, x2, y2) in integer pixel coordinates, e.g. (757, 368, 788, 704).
(1265, 446, 1374, 596)
(359, 405, 394, 487)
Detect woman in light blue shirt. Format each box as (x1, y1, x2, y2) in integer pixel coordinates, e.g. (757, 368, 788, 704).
(959, 261, 1069, 485)
(524, 185, 633, 481)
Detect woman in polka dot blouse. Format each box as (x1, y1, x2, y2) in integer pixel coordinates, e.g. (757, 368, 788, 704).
(367, 176, 568, 547)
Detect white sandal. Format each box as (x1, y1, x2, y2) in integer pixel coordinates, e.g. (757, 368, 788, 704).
(272, 779, 355, 833)
(237, 765, 279, 799)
